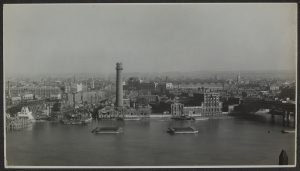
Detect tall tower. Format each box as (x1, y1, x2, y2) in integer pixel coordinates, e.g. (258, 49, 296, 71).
(7, 81, 11, 98)
(116, 62, 123, 107)
(237, 72, 241, 83)
(91, 77, 95, 89)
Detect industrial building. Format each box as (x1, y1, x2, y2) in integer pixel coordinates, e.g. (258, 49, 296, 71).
(171, 92, 222, 117)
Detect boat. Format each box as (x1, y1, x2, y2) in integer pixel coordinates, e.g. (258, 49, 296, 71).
(61, 108, 92, 125)
(195, 117, 209, 121)
(91, 127, 123, 134)
(61, 116, 92, 125)
(82, 117, 92, 124)
(171, 116, 195, 120)
(281, 129, 295, 134)
(115, 117, 124, 121)
(17, 107, 35, 122)
(35, 108, 51, 121)
(124, 117, 141, 121)
(167, 127, 198, 134)
(255, 109, 270, 114)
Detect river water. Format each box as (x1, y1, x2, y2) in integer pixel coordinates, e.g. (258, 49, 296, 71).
(6, 116, 295, 166)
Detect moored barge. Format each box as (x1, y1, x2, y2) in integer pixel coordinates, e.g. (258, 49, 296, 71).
(167, 127, 198, 134)
(91, 127, 123, 134)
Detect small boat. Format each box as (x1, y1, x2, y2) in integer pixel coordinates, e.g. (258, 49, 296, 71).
(124, 118, 141, 121)
(92, 127, 123, 134)
(116, 117, 124, 121)
(61, 116, 92, 125)
(195, 117, 209, 121)
(61, 108, 92, 125)
(167, 127, 198, 134)
(281, 129, 295, 134)
(83, 117, 92, 123)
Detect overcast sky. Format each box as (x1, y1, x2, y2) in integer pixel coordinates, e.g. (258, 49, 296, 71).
(4, 3, 297, 76)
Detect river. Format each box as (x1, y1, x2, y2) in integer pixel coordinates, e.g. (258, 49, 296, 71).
(5, 116, 295, 166)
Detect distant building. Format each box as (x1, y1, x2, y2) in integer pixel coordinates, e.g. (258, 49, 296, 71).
(155, 83, 167, 94)
(76, 83, 83, 92)
(11, 96, 22, 105)
(136, 95, 160, 104)
(22, 94, 34, 100)
(171, 103, 184, 116)
(9, 86, 61, 99)
(91, 79, 95, 89)
(237, 72, 241, 83)
(173, 92, 222, 116)
(166, 83, 173, 89)
(178, 82, 223, 91)
(183, 106, 203, 116)
(123, 98, 131, 108)
(50, 94, 62, 100)
(124, 77, 156, 95)
(66, 91, 104, 106)
(270, 85, 280, 91)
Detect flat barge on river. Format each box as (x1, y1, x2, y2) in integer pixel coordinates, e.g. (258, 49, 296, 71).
(91, 127, 123, 134)
(167, 127, 198, 134)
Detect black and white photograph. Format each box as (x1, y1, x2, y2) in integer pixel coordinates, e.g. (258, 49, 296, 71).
(3, 3, 297, 168)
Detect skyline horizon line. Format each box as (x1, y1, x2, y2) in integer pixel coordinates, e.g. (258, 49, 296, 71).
(5, 68, 296, 80)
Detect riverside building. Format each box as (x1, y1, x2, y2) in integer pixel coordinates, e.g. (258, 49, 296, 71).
(171, 92, 223, 117)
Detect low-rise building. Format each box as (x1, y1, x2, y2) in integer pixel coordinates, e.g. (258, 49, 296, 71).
(166, 83, 173, 89)
(22, 94, 34, 100)
(183, 106, 203, 116)
(50, 94, 62, 100)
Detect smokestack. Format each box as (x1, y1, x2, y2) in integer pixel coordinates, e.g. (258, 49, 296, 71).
(116, 62, 123, 107)
(7, 81, 11, 98)
(73, 92, 76, 108)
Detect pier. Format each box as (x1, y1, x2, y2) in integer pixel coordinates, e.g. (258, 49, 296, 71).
(237, 99, 296, 127)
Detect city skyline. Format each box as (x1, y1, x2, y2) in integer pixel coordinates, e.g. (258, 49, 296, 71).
(4, 3, 297, 168)
(4, 3, 297, 76)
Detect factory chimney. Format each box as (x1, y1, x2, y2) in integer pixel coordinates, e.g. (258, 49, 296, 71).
(116, 62, 123, 107)
(7, 81, 11, 98)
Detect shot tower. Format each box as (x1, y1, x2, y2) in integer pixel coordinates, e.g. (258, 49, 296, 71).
(116, 62, 123, 107)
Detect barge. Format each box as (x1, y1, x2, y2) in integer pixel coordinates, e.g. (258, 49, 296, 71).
(124, 118, 141, 121)
(171, 116, 195, 121)
(195, 117, 209, 121)
(167, 127, 198, 134)
(92, 127, 123, 134)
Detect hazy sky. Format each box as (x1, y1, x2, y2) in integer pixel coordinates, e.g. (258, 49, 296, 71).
(4, 3, 297, 76)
